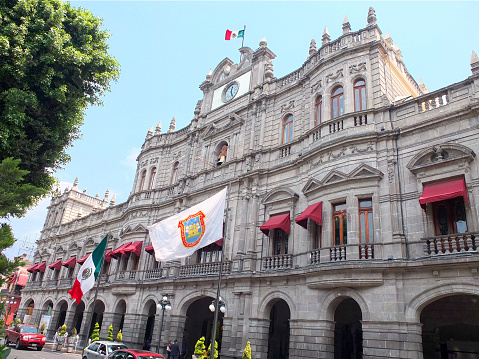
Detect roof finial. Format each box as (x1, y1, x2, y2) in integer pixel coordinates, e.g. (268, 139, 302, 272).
(206, 69, 212, 81)
(104, 189, 109, 200)
(155, 120, 162, 135)
(342, 16, 351, 34)
(110, 194, 116, 206)
(322, 27, 330, 46)
(384, 31, 393, 46)
(259, 37, 267, 48)
(367, 7, 377, 26)
(309, 39, 317, 56)
(418, 77, 429, 94)
(146, 126, 153, 139)
(72, 177, 79, 189)
(168, 117, 176, 133)
(471, 50, 479, 75)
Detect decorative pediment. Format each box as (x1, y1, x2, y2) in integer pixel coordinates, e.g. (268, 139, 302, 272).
(211, 58, 235, 85)
(407, 144, 475, 173)
(202, 113, 245, 140)
(85, 238, 96, 246)
(120, 224, 148, 236)
(40, 248, 50, 256)
(263, 187, 299, 205)
(303, 164, 384, 195)
(55, 246, 66, 254)
(68, 243, 78, 251)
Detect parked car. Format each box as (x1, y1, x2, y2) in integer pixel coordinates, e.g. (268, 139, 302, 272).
(82, 341, 129, 359)
(108, 349, 166, 359)
(5, 324, 46, 350)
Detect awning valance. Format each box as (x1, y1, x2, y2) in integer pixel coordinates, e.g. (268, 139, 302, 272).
(36, 262, 46, 273)
(419, 178, 469, 209)
(77, 254, 90, 265)
(144, 244, 154, 255)
(111, 242, 132, 259)
(295, 202, 322, 229)
(62, 257, 76, 268)
(17, 274, 28, 286)
(121, 241, 143, 257)
(27, 263, 38, 273)
(260, 213, 290, 236)
(48, 259, 62, 270)
(104, 249, 114, 263)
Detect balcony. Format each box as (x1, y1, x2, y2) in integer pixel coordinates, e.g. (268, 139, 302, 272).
(263, 254, 293, 270)
(422, 232, 477, 256)
(179, 261, 231, 277)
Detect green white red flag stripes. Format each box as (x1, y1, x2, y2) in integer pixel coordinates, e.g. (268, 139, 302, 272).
(225, 29, 244, 40)
(68, 235, 108, 304)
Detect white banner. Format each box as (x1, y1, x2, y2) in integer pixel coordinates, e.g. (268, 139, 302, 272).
(148, 187, 227, 262)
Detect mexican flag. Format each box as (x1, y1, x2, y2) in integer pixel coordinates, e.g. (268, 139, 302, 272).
(68, 235, 108, 304)
(225, 29, 244, 40)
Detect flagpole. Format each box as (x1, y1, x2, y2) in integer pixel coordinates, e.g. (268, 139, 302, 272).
(84, 235, 109, 346)
(240, 25, 246, 63)
(209, 184, 231, 359)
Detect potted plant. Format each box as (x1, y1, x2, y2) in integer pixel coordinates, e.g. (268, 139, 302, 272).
(91, 323, 100, 342)
(40, 322, 46, 335)
(116, 329, 122, 342)
(242, 341, 251, 359)
(56, 324, 67, 351)
(107, 325, 113, 341)
(193, 337, 206, 359)
(67, 328, 78, 353)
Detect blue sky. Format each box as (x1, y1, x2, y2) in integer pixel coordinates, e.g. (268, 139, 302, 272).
(5, 1, 479, 259)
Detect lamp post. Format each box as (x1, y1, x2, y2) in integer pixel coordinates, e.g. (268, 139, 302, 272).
(208, 298, 226, 359)
(156, 296, 171, 354)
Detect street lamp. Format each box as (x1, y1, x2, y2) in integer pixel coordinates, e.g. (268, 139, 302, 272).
(156, 296, 171, 354)
(209, 298, 226, 314)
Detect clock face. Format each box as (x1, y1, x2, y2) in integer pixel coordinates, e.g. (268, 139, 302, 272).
(225, 83, 238, 101)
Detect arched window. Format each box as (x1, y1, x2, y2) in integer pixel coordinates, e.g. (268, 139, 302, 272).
(331, 86, 344, 118)
(282, 115, 293, 144)
(139, 170, 146, 191)
(171, 162, 179, 184)
(148, 167, 156, 189)
(315, 96, 323, 125)
(354, 79, 366, 111)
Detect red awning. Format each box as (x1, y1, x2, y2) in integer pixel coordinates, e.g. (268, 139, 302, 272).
(260, 213, 290, 236)
(36, 262, 46, 273)
(48, 259, 62, 270)
(104, 249, 114, 263)
(17, 274, 28, 286)
(9, 273, 17, 284)
(145, 244, 154, 255)
(77, 254, 90, 265)
(121, 241, 143, 257)
(295, 202, 322, 229)
(111, 242, 132, 259)
(419, 178, 469, 209)
(62, 257, 76, 268)
(27, 263, 38, 273)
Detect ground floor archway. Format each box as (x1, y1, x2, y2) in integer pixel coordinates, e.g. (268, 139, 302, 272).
(421, 294, 479, 358)
(143, 300, 157, 350)
(89, 300, 105, 337)
(182, 297, 222, 359)
(334, 298, 362, 359)
(55, 301, 68, 331)
(73, 301, 85, 333)
(267, 299, 290, 359)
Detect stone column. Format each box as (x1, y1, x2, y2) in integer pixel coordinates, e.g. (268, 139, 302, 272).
(78, 309, 93, 346)
(247, 318, 270, 359)
(30, 307, 42, 325)
(63, 309, 77, 334)
(49, 309, 62, 333)
(291, 319, 334, 359)
(120, 313, 139, 346)
(152, 311, 172, 355)
(361, 320, 423, 358)
(131, 313, 149, 348)
(100, 312, 115, 340)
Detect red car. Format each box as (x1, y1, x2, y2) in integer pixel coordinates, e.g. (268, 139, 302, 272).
(5, 324, 46, 350)
(108, 349, 166, 359)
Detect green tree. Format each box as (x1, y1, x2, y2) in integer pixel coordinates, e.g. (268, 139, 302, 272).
(107, 325, 113, 341)
(0, 0, 120, 192)
(116, 329, 122, 342)
(242, 341, 251, 359)
(91, 323, 100, 342)
(194, 337, 206, 358)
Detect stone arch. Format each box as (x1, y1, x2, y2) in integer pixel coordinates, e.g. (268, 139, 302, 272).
(113, 299, 127, 332)
(262, 187, 299, 205)
(141, 294, 162, 314)
(214, 140, 229, 166)
(407, 143, 475, 172)
(320, 287, 370, 321)
(210, 57, 234, 84)
(54, 299, 69, 330)
(258, 291, 296, 320)
(177, 290, 220, 317)
(405, 282, 479, 322)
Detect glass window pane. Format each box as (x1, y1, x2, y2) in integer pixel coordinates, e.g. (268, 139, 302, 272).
(339, 95, 344, 116)
(333, 99, 338, 118)
(355, 89, 360, 112)
(334, 216, 340, 245)
(361, 87, 366, 110)
(284, 234, 288, 254)
(342, 216, 347, 244)
(360, 200, 372, 207)
(360, 213, 366, 244)
(335, 203, 347, 211)
(455, 201, 467, 233)
(436, 205, 449, 235)
(368, 212, 373, 243)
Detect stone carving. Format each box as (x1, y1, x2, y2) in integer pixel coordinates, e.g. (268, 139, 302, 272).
(140, 160, 148, 168)
(349, 62, 367, 73)
(311, 142, 375, 167)
(150, 157, 159, 164)
(326, 68, 344, 83)
(350, 142, 374, 153)
(280, 100, 294, 112)
(387, 159, 396, 183)
(265, 60, 274, 80)
(311, 80, 322, 93)
(309, 39, 317, 56)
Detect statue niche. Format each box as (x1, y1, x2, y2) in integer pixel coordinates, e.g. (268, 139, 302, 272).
(215, 142, 229, 166)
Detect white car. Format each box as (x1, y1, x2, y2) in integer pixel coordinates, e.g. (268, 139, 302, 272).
(82, 341, 128, 359)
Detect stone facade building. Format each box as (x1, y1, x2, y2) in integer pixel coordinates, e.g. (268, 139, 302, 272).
(20, 7, 479, 358)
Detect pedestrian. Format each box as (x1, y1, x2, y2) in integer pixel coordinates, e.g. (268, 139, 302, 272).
(167, 340, 172, 359)
(170, 339, 180, 359)
(181, 338, 187, 359)
(146, 337, 151, 351)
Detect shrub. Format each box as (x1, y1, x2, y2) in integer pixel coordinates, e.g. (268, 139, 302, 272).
(242, 341, 251, 359)
(116, 329, 122, 342)
(91, 323, 100, 342)
(194, 337, 206, 357)
(107, 325, 113, 341)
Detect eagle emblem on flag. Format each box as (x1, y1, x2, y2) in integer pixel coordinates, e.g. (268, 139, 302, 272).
(178, 211, 206, 248)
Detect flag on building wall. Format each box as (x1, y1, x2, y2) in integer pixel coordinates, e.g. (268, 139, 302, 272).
(148, 187, 227, 262)
(225, 29, 244, 40)
(68, 235, 108, 304)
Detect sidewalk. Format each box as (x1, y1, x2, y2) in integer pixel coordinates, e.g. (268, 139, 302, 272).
(44, 341, 83, 355)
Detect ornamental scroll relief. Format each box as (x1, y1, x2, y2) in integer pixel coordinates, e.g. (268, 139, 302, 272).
(349, 62, 367, 74)
(280, 100, 295, 113)
(310, 80, 322, 93)
(326, 69, 344, 83)
(310, 141, 375, 166)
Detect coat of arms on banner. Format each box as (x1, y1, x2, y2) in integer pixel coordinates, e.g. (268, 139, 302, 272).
(178, 211, 206, 248)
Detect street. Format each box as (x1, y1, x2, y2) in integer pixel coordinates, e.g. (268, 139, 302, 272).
(6, 346, 81, 359)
